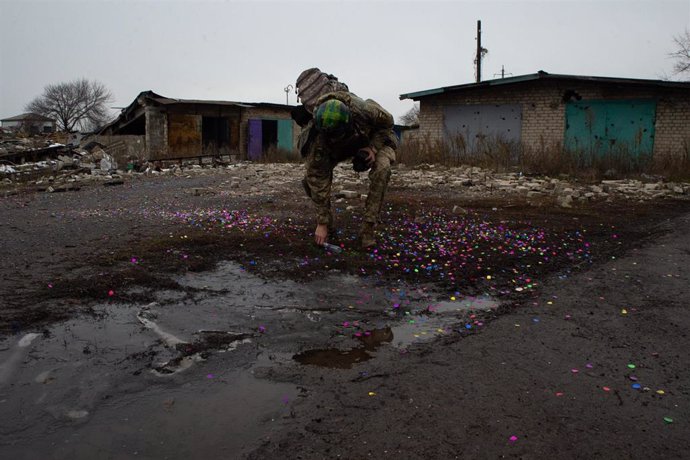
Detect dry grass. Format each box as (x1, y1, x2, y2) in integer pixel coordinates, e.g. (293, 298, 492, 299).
(397, 133, 690, 181)
(257, 145, 301, 164)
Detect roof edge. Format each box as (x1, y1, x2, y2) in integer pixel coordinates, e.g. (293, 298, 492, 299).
(399, 71, 690, 100)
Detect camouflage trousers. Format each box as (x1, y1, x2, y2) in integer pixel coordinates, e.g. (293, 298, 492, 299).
(303, 143, 395, 228)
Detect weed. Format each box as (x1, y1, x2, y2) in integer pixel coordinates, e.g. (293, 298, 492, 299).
(398, 133, 690, 181)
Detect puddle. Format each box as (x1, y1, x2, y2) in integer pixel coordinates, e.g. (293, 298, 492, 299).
(294, 347, 373, 369)
(0, 333, 42, 386)
(429, 295, 501, 314)
(0, 302, 296, 459)
(294, 295, 502, 367)
(294, 328, 393, 369)
(389, 295, 501, 347)
(1, 367, 297, 460)
(0, 259, 503, 456)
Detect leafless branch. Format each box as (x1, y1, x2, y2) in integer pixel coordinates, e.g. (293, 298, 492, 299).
(25, 78, 113, 132)
(670, 29, 690, 77)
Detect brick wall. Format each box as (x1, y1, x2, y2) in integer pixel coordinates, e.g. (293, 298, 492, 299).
(655, 94, 690, 158)
(416, 80, 690, 159)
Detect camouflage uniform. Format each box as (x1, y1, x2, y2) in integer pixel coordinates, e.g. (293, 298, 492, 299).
(301, 91, 397, 234)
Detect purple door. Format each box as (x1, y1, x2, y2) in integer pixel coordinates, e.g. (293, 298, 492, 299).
(248, 119, 262, 160)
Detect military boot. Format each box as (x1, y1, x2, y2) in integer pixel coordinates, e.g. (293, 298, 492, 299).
(359, 222, 376, 249)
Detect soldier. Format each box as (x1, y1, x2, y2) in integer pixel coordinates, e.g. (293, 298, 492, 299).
(294, 68, 397, 249)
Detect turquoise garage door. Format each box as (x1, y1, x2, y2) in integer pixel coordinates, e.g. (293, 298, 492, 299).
(564, 99, 656, 157)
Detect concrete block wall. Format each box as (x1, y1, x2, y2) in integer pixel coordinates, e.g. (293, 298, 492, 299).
(655, 94, 690, 158)
(92, 134, 146, 166)
(145, 106, 168, 160)
(416, 80, 690, 159)
(417, 82, 566, 152)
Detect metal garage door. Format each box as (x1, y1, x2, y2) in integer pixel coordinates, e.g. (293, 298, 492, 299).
(564, 99, 656, 157)
(277, 119, 293, 151)
(443, 104, 522, 156)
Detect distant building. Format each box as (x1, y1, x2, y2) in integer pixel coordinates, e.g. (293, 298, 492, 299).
(1, 113, 56, 134)
(400, 71, 690, 160)
(98, 91, 298, 164)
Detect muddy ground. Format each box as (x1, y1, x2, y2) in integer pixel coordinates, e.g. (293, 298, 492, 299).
(1, 164, 689, 459)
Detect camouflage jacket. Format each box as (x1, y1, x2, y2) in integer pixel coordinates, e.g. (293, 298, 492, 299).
(298, 91, 397, 158)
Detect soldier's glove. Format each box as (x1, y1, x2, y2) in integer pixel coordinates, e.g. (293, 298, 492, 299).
(352, 149, 371, 172)
(291, 105, 312, 127)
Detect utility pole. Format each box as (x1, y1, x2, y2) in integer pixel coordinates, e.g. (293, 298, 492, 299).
(475, 20, 482, 83)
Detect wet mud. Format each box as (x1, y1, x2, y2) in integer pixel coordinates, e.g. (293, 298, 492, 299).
(1, 171, 690, 458)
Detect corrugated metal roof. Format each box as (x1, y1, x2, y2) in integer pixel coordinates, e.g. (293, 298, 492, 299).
(100, 91, 293, 134)
(399, 71, 690, 100)
(142, 92, 290, 110)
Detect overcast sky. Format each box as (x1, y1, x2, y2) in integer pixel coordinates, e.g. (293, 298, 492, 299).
(1, 0, 689, 123)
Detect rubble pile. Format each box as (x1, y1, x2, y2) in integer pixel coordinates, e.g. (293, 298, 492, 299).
(161, 162, 690, 207)
(1, 148, 688, 205)
(385, 164, 689, 206)
(0, 131, 123, 188)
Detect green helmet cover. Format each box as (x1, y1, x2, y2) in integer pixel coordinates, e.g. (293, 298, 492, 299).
(315, 99, 351, 133)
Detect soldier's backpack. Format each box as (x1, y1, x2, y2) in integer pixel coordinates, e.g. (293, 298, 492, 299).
(296, 68, 349, 113)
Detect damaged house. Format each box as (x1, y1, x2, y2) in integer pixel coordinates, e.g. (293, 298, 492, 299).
(1, 113, 56, 134)
(400, 71, 690, 161)
(98, 91, 298, 165)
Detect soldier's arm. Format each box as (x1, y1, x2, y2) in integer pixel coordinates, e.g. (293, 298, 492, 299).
(361, 99, 395, 151)
(304, 151, 334, 227)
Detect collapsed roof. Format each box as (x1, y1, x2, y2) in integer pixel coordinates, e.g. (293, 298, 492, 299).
(100, 91, 291, 135)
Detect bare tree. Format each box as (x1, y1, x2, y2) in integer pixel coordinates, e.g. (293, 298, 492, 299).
(25, 78, 113, 132)
(670, 29, 690, 77)
(399, 104, 420, 126)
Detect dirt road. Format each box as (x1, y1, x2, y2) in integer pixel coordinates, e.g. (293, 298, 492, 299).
(1, 164, 689, 459)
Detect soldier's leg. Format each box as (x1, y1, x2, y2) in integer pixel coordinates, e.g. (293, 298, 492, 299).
(363, 145, 395, 224)
(360, 146, 395, 248)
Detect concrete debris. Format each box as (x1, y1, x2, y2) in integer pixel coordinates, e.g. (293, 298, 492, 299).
(557, 194, 574, 208)
(187, 187, 215, 196)
(336, 190, 359, 199)
(1, 143, 689, 205)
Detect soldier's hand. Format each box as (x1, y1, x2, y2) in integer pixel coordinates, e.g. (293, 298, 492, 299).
(314, 224, 328, 246)
(360, 146, 377, 167)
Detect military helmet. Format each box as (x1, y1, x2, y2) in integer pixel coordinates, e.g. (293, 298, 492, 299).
(296, 68, 349, 113)
(314, 99, 351, 135)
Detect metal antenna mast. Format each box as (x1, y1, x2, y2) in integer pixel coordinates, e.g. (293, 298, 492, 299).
(494, 65, 513, 79)
(284, 84, 293, 105)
